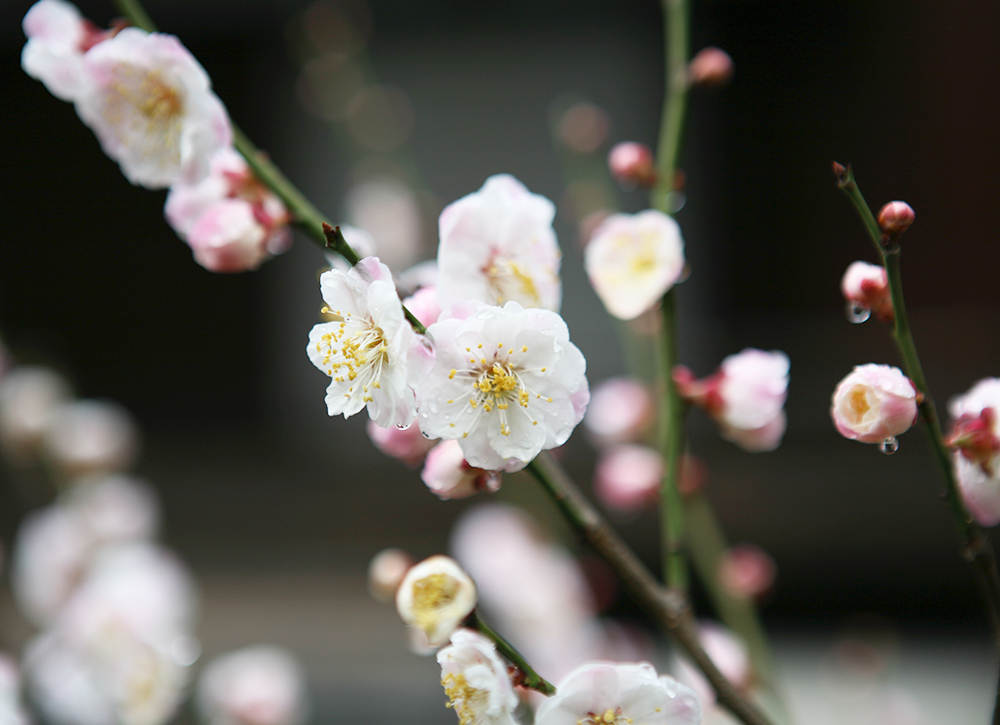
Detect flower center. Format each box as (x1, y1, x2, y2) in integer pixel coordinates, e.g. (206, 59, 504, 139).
(411, 572, 460, 627)
(848, 385, 872, 420)
(578, 708, 633, 725)
(486, 256, 540, 307)
(441, 673, 488, 725)
(317, 310, 388, 404)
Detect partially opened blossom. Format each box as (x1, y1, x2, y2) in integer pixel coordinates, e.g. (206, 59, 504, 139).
(197, 646, 308, 725)
(584, 209, 685, 320)
(437, 175, 561, 312)
(306, 257, 419, 429)
(396, 555, 477, 647)
(675, 349, 789, 452)
(535, 662, 701, 725)
(416, 301, 589, 472)
(831, 364, 918, 444)
(841, 261, 892, 322)
(75, 27, 231, 188)
(421, 440, 492, 500)
(948, 378, 1000, 526)
(437, 629, 519, 725)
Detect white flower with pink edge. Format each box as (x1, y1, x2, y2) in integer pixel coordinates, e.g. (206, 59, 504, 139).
(74, 27, 231, 188)
(948, 378, 1000, 526)
(584, 209, 685, 321)
(436, 629, 519, 725)
(437, 175, 561, 312)
(416, 301, 588, 472)
(306, 257, 421, 429)
(831, 364, 918, 444)
(421, 439, 493, 500)
(535, 662, 702, 725)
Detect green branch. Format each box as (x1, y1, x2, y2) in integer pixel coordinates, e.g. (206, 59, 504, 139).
(467, 610, 555, 696)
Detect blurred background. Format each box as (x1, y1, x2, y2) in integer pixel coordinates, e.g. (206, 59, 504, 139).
(2, 0, 1000, 722)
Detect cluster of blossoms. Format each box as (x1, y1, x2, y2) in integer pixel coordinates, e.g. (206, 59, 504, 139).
(22, 0, 291, 272)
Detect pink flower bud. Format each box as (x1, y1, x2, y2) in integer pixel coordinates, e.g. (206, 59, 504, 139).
(187, 199, 269, 273)
(607, 142, 657, 188)
(831, 364, 919, 443)
(947, 408, 1000, 476)
(401, 286, 441, 329)
(841, 261, 893, 323)
(420, 440, 493, 500)
(366, 419, 436, 468)
(876, 201, 915, 243)
(368, 548, 414, 603)
(718, 543, 777, 600)
(688, 47, 734, 87)
(593, 444, 663, 512)
(584, 377, 655, 447)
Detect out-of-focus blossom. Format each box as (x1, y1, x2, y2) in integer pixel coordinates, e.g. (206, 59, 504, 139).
(948, 378, 1000, 526)
(675, 349, 789, 452)
(43, 399, 140, 477)
(21, 0, 113, 102)
(594, 444, 663, 512)
(608, 142, 657, 188)
(64, 475, 160, 544)
(841, 261, 893, 323)
(165, 147, 291, 273)
(345, 177, 423, 271)
(557, 102, 610, 153)
(437, 175, 561, 312)
(0, 655, 29, 725)
(307, 257, 420, 428)
(584, 210, 685, 321)
(584, 377, 655, 448)
(437, 629, 518, 725)
(366, 419, 436, 468)
(402, 286, 441, 329)
(831, 365, 918, 444)
(535, 662, 702, 725)
(368, 548, 414, 603)
(0, 366, 73, 464)
(687, 47, 734, 87)
(197, 646, 308, 725)
(75, 28, 231, 188)
(676, 623, 750, 707)
(876, 201, 915, 243)
(396, 555, 477, 648)
(717, 543, 777, 600)
(396, 259, 439, 297)
(421, 440, 493, 500)
(416, 301, 588, 472)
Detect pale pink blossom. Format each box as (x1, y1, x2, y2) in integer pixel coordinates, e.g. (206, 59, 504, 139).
(75, 28, 231, 188)
(402, 286, 442, 328)
(584, 377, 655, 448)
(187, 200, 270, 273)
(437, 175, 561, 312)
(437, 629, 519, 725)
(306, 257, 420, 428)
(421, 440, 492, 499)
(717, 543, 777, 600)
(396, 555, 477, 647)
(197, 646, 308, 725)
(21, 0, 101, 102)
(676, 623, 750, 707)
(535, 662, 702, 725)
(366, 419, 436, 467)
(675, 349, 789, 452)
(368, 548, 414, 603)
(594, 444, 663, 511)
(831, 365, 918, 444)
(43, 399, 140, 477)
(416, 301, 589, 472)
(584, 210, 685, 320)
(841, 261, 892, 322)
(0, 366, 72, 464)
(948, 378, 1000, 526)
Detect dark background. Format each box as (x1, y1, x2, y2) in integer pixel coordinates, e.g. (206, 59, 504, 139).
(2, 0, 1000, 720)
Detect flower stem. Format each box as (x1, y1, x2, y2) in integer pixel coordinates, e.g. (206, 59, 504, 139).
(113, 0, 157, 32)
(525, 453, 776, 725)
(653, 0, 690, 208)
(467, 610, 555, 696)
(835, 165, 1000, 638)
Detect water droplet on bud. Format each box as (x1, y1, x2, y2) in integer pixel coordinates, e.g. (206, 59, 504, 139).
(846, 302, 871, 324)
(879, 437, 899, 455)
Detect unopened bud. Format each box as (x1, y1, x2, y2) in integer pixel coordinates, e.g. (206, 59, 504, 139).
(608, 142, 657, 188)
(688, 47, 734, 87)
(877, 201, 915, 243)
(368, 548, 414, 603)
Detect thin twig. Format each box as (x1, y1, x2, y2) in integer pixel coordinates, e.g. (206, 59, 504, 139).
(467, 610, 556, 696)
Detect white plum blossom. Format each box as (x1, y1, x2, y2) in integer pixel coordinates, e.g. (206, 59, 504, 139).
(396, 555, 477, 647)
(416, 301, 589, 472)
(947, 378, 1000, 526)
(436, 629, 519, 725)
(584, 209, 685, 320)
(831, 364, 918, 444)
(437, 175, 561, 312)
(0, 366, 73, 464)
(21, 0, 103, 102)
(74, 27, 231, 188)
(197, 646, 308, 725)
(306, 257, 420, 429)
(535, 662, 702, 725)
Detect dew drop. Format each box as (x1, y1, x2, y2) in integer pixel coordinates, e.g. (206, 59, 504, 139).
(484, 472, 502, 492)
(846, 302, 871, 324)
(396, 423, 410, 431)
(879, 437, 898, 455)
(664, 191, 686, 214)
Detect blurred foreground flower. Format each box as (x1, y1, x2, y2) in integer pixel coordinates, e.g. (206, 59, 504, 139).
(948, 378, 1000, 526)
(197, 646, 308, 725)
(437, 629, 519, 725)
(584, 377, 655, 448)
